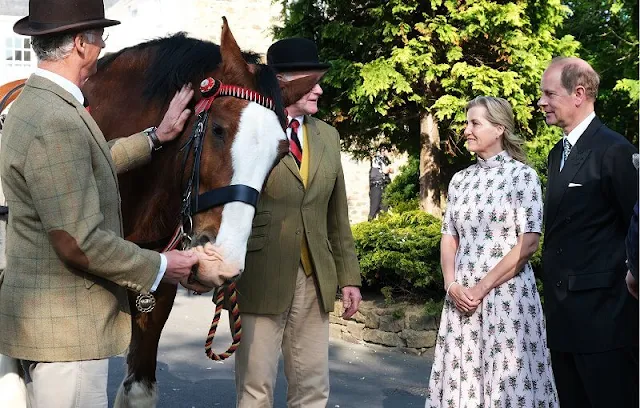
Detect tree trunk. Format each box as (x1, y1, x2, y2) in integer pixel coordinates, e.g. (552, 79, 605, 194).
(419, 112, 442, 217)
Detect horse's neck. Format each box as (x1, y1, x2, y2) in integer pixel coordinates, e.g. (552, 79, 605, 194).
(120, 150, 183, 243)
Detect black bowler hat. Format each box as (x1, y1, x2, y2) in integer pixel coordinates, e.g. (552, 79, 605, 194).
(14, 0, 120, 36)
(267, 38, 330, 73)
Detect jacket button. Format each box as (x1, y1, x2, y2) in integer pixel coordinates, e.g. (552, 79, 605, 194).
(295, 230, 301, 235)
(556, 248, 563, 255)
(556, 280, 562, 287)
(298, 185, 303, 190)
(565, 217, 571, 223)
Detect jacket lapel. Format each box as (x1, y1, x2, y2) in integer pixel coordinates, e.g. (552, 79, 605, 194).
(282, 153, 303, 184)
(545, 117, 601, 229)
(28, 76, 118, 181)
(304, 116, 326, 188)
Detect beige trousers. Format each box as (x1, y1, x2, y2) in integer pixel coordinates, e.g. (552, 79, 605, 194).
(20, 359, 108, 408)
(235, 266, 330, 408)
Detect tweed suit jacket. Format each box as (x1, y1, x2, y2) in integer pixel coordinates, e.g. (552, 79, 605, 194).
(237, 116, 361, 314)
(0, 75, 161, 362)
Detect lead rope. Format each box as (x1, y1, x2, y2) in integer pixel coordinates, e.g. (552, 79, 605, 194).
(205, 281, 241, 361)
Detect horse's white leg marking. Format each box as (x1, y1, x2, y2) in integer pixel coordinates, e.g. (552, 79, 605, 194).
(114, 377, 158, 408)
(214, 102, 286, 272)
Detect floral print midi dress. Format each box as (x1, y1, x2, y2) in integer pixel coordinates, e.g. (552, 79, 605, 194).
(425, 151, 559, 408)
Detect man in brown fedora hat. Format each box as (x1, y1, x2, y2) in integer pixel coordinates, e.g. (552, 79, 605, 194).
(233, 37, 362, 408)
(0, 0, 200, 406)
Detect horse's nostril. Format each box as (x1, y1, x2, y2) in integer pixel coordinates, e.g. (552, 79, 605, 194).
(196, 233, 215, 246)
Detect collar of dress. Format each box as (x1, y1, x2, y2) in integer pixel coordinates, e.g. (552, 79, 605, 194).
(477, 150, 511, 169)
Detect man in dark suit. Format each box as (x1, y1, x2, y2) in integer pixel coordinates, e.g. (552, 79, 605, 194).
(538, 56, 639, 408)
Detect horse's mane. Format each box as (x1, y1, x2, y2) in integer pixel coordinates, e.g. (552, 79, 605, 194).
(98, 32, 261, 104)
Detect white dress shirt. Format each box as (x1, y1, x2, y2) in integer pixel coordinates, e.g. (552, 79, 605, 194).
(560, 111, 595, 170)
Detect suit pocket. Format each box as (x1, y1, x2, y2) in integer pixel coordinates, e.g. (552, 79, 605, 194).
(247, 234, 267, 252)
(567, 271, 617, 291)
(252, 211, 271, 227)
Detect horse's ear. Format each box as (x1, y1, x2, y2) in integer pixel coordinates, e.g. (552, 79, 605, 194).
(279, 73, 324, 107)
(220, 17, 252, 85)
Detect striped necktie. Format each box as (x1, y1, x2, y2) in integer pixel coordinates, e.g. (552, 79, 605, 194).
(289, 119, 302, 167)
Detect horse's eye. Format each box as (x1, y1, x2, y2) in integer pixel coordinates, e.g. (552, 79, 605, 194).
(212, 124, 225, 138)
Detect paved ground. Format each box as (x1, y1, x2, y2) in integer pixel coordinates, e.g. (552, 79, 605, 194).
(108, 289, 432, 407)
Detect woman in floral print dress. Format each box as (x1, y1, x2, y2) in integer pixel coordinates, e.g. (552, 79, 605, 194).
(426, 97, 558, 408)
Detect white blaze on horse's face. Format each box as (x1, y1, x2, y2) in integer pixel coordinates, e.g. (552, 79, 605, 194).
(213, 101, 285, 273)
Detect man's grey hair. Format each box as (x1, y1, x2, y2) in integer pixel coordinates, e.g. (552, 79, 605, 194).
(31, 30, 98, 62)
(550, 56, 601, 101)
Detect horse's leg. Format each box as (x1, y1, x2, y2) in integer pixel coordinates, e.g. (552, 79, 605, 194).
(114, 283, 178, 408)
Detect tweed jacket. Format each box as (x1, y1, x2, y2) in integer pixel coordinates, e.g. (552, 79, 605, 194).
(0, 75, 161, 362)
(237, 116, 361, 314)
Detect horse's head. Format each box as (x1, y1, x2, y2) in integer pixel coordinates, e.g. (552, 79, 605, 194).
(85, 19, 317, 288)
(179, 18, 318, 286)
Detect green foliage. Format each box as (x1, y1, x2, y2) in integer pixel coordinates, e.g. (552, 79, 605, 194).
(526, 125, 563, 187)
(392, 308, 405, 320)
(274, 0, 579, 192)
(614, 79, 640, 105)
(559, 0, 639, 142)
(383, 156, 420, 211)
(351, 210, 443, 300)
(423, 298, 444, 317)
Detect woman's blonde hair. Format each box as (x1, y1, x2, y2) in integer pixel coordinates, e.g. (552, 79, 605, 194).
(466, 96, 528, 164)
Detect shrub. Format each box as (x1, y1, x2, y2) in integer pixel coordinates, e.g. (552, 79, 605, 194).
(352, 210, 444, 301)
(383, 155, 419, 212)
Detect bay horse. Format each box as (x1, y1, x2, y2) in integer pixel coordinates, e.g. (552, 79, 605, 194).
(0, 19, 314, 407)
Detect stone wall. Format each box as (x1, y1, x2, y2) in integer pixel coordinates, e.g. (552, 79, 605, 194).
(329, 299, 438, 355)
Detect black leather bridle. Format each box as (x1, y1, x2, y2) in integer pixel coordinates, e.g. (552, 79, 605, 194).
(178, 77, 276, 238)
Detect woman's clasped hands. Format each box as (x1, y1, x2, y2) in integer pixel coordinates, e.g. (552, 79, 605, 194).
(448, 282, 483, 314)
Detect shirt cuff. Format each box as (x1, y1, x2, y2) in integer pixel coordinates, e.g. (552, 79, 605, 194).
(151, 253, 167, 292)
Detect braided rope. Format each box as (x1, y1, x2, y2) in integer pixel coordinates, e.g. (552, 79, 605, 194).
(204, 281, 242, 361)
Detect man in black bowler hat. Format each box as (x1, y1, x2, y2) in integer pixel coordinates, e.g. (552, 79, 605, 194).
(233, 37, 362, 408)
(0, 0, 199, 406)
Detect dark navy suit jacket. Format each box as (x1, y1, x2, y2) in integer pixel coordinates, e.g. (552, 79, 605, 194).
(542, 117, 639, 353)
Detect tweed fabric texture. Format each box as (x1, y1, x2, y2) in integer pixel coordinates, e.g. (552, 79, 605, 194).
(238, 116, 361, 314)
(0, 75, 161, 362)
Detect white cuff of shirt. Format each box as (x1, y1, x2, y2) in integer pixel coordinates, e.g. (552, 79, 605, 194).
(151, 254, 167, 292)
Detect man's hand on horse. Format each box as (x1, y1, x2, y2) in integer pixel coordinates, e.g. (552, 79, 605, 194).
(156, 83, 194, 143)
(161, 248, 198, 285)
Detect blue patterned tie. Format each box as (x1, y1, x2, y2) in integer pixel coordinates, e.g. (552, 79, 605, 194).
(561, 138, 572, 170)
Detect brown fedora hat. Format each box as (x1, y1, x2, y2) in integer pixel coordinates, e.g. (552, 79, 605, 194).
(14, 0, 120, 36)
